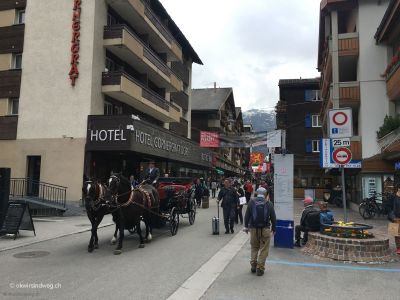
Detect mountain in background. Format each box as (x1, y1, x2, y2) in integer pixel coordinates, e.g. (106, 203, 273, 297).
(242, 108, 276, 154)
(242, 108, 276, 132)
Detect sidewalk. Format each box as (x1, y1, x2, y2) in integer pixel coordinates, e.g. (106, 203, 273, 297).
(0, 207, 114, 252)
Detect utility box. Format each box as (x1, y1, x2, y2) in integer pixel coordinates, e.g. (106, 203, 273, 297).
(274, 219, 294, 248)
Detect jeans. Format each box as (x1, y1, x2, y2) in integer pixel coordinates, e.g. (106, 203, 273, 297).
(212, 189, 216, 198)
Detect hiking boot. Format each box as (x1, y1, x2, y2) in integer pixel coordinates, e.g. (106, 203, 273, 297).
(225, 230, 229, 234)
(294, 240, 301, 247)
(301, 239, 307, 246)
(256, 268, 264, 276)
(251, 264, 257, 273)
(231, 228, 234, 234)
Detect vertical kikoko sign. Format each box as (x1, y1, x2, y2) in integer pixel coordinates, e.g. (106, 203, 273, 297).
(69, 0, 81, 86)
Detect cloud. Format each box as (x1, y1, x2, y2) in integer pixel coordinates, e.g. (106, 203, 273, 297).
(160, 0, 320, 111)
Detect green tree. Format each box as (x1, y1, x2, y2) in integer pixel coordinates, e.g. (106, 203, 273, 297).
(377, 115, 400, 139)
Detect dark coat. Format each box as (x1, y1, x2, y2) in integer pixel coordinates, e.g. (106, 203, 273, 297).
(218, 187, 239, 208)
(145, 167, 160, 183)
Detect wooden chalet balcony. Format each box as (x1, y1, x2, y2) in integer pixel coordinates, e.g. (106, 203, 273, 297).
(103, 25, 182, 92)
(386, 62, 400, 101)
(339, 81, 360, 108)
(338, 33, 359, 57)
(0, 115, 17, 140)
(101, 71, 182, 123)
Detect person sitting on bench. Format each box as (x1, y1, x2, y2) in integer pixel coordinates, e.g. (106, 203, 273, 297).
(295, 196, 320, 247)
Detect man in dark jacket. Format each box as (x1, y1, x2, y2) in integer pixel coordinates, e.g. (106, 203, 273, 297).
(144, 160, 160, 185)
(218, 179, 239, 234)
(243, 187, 276, 276)
(295, 196, 319, 247)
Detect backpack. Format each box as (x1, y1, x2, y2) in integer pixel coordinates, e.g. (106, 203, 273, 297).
(251, 198, 268, 228)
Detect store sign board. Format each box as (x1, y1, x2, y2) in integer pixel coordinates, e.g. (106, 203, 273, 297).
(200, 131, 220, 148)
(69, 0, 81, 86)
(86, 115, 213, 167)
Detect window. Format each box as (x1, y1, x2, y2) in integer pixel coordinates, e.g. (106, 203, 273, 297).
(12, 53, 22, 69)
(104, 101, 113, 115)
(312, 140, 320, 153)
(312, 114, 322, 127)
(114, 105, 123, 115)
(15, 10, 25, 24)
(305, 90, 321, 101)
(9, 98, 19, 115)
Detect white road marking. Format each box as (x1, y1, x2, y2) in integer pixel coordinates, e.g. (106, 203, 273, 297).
(167, 232, 249, 300)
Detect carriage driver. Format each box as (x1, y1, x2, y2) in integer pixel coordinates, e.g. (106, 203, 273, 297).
(144, 160, 160, 186)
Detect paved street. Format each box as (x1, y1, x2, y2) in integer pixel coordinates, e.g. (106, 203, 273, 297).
(1, 198, 399, 300)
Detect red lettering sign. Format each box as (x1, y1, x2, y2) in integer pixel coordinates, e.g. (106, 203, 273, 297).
(69, 0, 81, 86)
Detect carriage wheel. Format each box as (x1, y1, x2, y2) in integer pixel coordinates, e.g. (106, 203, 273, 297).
(170, 207, 179, 236)
(189, 199, 196, 225)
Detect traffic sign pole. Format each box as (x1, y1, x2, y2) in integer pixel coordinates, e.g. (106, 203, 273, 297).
(341, 167, 347, 222)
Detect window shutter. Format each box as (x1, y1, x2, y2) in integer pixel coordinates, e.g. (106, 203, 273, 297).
(305, 114, 311, 128)
(305, 139, 312, 153)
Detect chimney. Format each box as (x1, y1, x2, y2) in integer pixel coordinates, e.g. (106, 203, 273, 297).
(214, 82, 216, 93)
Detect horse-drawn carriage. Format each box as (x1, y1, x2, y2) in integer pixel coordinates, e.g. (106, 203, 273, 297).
(157, 177, 196, 235)
(82, 174, 196, 254)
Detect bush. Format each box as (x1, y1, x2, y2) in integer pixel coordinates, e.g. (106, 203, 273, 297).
(377, 115, 400, 139)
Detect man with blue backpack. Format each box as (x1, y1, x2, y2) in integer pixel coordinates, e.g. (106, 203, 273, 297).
(243, 187, 276, 276)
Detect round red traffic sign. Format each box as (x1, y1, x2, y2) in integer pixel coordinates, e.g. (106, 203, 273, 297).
(332, 147, 352, 165)
(332, 112, 348, 126)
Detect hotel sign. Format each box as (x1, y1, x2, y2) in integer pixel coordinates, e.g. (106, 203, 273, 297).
(86, 115, 213, 168)
(69, 0, 81, 86)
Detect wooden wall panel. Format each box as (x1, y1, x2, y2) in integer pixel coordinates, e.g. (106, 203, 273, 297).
(0, 115, 17, 140)
(339, 38, 359, 56)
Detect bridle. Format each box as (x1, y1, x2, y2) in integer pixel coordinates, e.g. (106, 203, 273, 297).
(85, 180, 106, 211)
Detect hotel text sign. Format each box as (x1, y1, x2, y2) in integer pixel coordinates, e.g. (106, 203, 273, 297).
(69, 0, 81, 86)
(86, 116, 213, 167)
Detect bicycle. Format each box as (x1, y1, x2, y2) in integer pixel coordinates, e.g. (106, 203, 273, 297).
(358, 192, 393, 219)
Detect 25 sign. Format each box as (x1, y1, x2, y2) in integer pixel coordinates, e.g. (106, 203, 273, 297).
(332, 138, 350, 148)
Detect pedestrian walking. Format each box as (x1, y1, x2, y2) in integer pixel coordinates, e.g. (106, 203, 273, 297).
(244, 180, 253, 204)
(235, 182, 245, 224)
(217, 179, 239, 234)
(194, 178, 203, 207)
(243, 187, 276, 276)
(211, 180, 217, 198)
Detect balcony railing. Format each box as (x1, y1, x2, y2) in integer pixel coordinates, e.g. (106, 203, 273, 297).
(338, 33, 359, 56)
(170, 91, 189, 112)
(144, 5, 175, 44)
(171, 61, 190, 85)
(102, 71, 172, 111)
(104, 24, 182, 82)
(378, 127, 400, 152)
(339, 82, 360, 105)
(0, 115, 17, 140)
(143, 47, 171, 76)
(0, 69, 21, 98)
(386, 62, 400, 101)
(0, 24, 24, 54)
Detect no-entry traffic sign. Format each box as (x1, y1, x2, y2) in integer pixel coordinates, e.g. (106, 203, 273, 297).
(332, 147, 352, 165)
(328, 108, 353, 138)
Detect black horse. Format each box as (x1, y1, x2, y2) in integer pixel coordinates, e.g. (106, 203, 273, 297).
(108, 174, 159, 255)
(82, 179, 112, 253)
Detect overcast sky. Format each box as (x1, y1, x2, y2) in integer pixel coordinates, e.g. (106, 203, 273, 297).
(160, 0, 321, 111)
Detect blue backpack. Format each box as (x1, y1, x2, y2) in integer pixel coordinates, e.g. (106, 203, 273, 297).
(252, 198, 268, 228)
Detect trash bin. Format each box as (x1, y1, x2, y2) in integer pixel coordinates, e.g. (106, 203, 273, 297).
(202, 196, 209, 208)
(274, 219, 294, 248)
